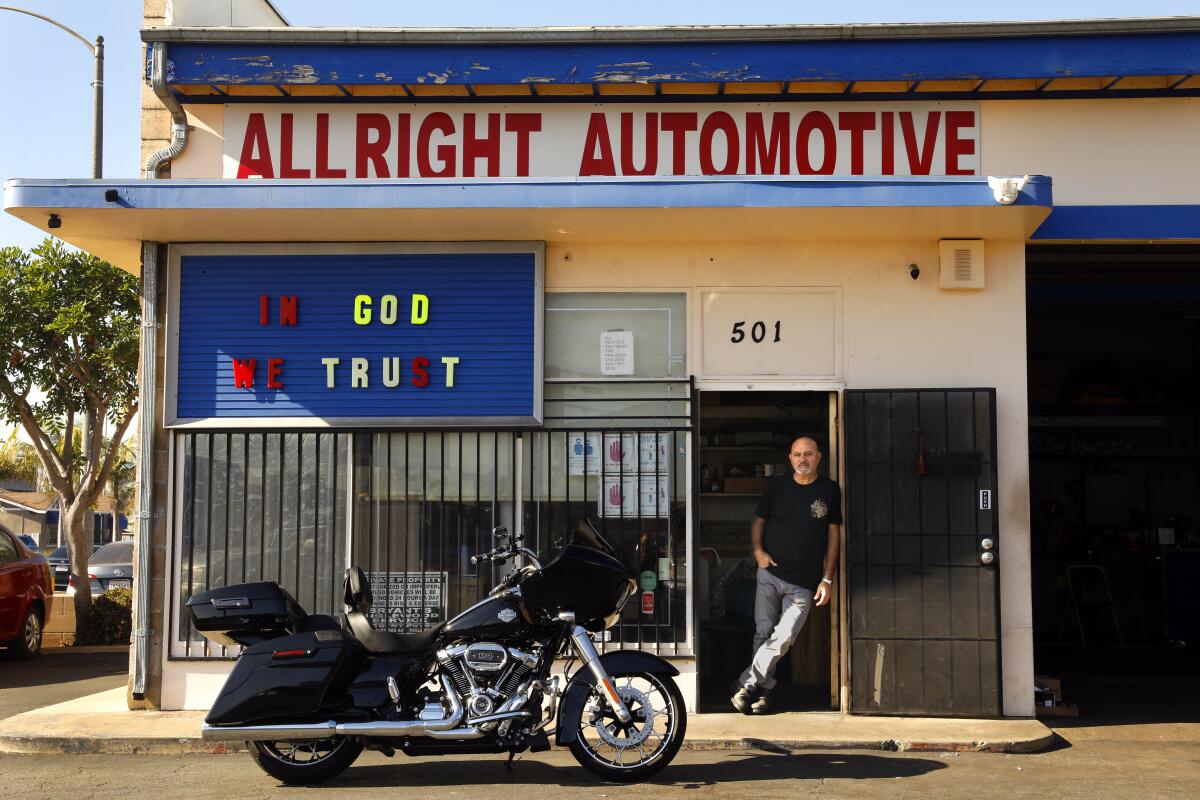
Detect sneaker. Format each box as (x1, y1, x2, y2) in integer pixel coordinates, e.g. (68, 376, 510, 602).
(749, 692, 773, 715)
(730, 686, 754, 714)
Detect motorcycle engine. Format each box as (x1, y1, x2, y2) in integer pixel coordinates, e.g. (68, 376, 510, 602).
(438, 643, 538, 719)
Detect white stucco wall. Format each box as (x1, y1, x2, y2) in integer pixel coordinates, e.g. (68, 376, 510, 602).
(544, 237, 1032, 716)
(981, 98, 1200, 206)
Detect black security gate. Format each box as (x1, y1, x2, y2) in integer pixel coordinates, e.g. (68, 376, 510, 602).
(845, 389, 1001, 715)
(171, 381, 694, 660)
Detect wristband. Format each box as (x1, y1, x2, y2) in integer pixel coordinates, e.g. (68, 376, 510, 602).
(820, 577, 833, 586)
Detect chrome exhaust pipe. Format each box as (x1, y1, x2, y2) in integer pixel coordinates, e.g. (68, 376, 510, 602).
(202, 676, 467, 743)
(202, 721, 337, 742)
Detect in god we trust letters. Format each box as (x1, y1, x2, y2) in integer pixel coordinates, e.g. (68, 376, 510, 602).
(231, 292, 461, 391)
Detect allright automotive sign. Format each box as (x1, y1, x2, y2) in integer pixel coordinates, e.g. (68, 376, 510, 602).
(223, 101, 981, 180)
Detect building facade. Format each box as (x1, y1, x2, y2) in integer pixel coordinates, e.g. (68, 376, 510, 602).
(5, 3, 1199, 718)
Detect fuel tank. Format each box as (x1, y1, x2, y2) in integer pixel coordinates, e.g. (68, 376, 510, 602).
(440, 589, 529, 639)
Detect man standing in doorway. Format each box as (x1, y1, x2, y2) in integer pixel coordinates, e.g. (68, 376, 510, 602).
(731, 436, 841, 715)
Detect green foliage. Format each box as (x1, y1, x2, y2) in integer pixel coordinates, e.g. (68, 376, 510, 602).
(75, 586, 133, 646)
(0, 430, 42, 486)
(0, 239, 140, 428)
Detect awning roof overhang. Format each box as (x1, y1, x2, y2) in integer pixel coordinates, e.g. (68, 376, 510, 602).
(4, 176, 1052, 274)
(144, 18, 1200, 101)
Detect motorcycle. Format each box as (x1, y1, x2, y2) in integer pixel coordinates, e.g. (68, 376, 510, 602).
(187, 518, 687, 784)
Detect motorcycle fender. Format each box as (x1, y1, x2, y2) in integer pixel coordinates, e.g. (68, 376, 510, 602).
(555, 650, 679, 746)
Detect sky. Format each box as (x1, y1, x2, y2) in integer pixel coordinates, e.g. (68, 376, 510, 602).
(0, 0, 1198, 252)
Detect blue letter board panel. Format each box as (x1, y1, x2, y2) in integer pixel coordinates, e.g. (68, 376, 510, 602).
(171, 248, 541, 426)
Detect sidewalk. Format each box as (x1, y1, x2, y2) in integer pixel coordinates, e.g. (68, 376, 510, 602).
(0, 687, 1054, 755)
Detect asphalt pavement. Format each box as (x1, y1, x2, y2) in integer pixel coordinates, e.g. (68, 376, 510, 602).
(0, 645, 128, 721)
(2, 734, 1198, 800)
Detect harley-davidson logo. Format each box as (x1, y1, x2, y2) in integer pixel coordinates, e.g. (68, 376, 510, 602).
(497, 608, 517, 623)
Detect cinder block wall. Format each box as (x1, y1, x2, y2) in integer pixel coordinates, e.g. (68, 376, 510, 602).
(127, 0, 171, 709)
(141, 0, 171, 177)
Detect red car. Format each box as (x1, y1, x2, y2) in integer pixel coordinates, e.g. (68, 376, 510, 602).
(0, 524, 53, 658)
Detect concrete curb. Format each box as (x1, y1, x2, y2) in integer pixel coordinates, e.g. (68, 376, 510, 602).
(43, 645, 130, 655)
(682, 734, 1059, 753)
(0, 688, 1056, 757)
(0, 728, 1057, 757)
(1, 736, 1056, 756)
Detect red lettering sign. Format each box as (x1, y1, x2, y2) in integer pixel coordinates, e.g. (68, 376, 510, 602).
(700, 111, 739, 175)
(411, 356, 430, 387)
(279, 296, 298, 326)
(505, 113, 541, 177)
(356, 113, 391, 178)
(900, 111, 940, 176)
(232, 358, 257, 388)
(661, 112, 698, 175)
(579, 113, 616, 177)
(746, 112, 789, 175)
(463, 113, 501, 177)
(237, 113, 273, 179)
(267, 357, 285, 389)
(619, 112, 658, 176)
(797, 111, 836, 175)
(280, 113, 310, 178)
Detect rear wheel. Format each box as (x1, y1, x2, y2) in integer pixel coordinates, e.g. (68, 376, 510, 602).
(566, 671, 687, 783)
(8, 608, 43, 659)
(249, 736, 362, 784)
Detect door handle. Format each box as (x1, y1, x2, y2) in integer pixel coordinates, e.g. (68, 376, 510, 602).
(980, 551, 995, 565)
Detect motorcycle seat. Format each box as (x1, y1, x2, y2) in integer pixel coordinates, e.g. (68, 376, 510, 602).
(345, 618, 442, 654)
(341, 566, 443, 654)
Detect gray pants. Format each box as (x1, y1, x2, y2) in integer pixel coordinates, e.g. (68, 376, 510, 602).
(737, 568, 814, 692)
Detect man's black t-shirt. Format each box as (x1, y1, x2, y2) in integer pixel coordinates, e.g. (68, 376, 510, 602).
(755, 475, 843, 589)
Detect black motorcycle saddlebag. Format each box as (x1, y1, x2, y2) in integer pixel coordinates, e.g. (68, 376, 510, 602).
(187, 582, 306, 648)
(205, 628, 356, 726)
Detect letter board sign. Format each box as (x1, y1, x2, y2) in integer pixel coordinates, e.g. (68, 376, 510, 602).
(166, 244, 543, 427)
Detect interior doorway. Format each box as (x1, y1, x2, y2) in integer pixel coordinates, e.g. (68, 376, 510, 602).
(1027, 245, 1200, 721)
(694, 389, 838, 713)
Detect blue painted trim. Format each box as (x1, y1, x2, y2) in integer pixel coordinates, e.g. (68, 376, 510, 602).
(162, 34, 1200, 86)
(174, 252, 538, 422)
(1032, 205, 1200, 240)
(4, 176, 1052, 213)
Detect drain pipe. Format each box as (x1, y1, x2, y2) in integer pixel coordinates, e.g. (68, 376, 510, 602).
(143, 41, 189, 178)
(133, 40, 186, 701)
(132, 241, 158, 701)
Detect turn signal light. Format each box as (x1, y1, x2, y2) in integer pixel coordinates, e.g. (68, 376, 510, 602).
(272, 649, 314, 659)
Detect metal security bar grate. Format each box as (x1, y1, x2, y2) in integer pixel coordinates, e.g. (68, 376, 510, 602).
(170, 381, 694, 659)
(172, 432, 350, 659)
(352, 379, 695, 653)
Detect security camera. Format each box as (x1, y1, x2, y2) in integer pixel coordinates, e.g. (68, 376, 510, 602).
(907, 262, 920, 280)
(48, 214, 61, 229)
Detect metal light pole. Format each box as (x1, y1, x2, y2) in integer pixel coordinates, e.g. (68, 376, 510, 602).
(0, 6, 103, 178)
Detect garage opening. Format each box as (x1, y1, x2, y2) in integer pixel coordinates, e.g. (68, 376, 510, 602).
(695, 390, 838, 713)
(1027, 245, 1200, 722)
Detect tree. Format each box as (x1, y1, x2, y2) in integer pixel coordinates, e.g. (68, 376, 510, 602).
(0, 430, 44, 488)
(106, 434, 137, 541)
(0, 239, 140, 634)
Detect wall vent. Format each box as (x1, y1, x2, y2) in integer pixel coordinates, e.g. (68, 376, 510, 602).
(938, 239, 985, 290)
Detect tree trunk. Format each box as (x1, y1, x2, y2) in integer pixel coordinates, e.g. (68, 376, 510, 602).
(63, 499, 94, 639)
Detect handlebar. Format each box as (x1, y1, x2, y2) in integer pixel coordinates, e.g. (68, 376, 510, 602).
(469, 529, 543, 570)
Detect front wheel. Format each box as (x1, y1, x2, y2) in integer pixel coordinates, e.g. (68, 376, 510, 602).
(566, 671, 687, 783)
(7, 607, 43, 659)
(249, 736, 362, 785)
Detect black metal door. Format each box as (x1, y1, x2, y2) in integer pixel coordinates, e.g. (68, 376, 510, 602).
(845, 389, 1000, 716)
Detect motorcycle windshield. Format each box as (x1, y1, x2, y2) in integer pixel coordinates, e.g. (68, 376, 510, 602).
(572, 517, 620, 560)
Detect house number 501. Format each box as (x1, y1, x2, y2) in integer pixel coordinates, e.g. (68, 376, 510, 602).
(730, 321, 782, 344)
